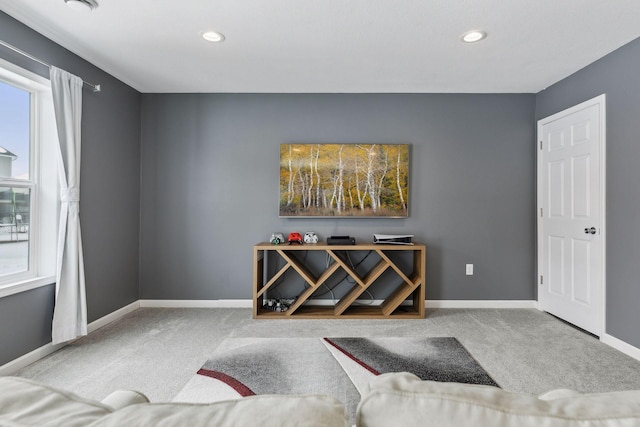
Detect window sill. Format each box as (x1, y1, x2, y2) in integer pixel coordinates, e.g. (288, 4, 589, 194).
(0, 275, 55, 299)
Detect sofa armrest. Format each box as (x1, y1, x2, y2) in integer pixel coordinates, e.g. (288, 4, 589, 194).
(0, 376, 114, 427)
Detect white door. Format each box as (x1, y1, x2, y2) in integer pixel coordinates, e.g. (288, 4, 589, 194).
(537, 94, 606, 336)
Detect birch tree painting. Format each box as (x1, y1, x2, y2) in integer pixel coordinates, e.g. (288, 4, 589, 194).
(279, 144, 409, 217)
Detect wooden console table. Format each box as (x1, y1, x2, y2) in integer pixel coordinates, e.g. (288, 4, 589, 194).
(253, 242, 426, 319)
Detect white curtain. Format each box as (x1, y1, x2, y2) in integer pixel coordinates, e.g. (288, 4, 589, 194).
(50, 66, 87, 344)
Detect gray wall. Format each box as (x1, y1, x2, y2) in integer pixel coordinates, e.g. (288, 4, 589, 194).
(0, 12, 141, 365)
(140, 93, 536, 301)
(536, 37, 640, 347)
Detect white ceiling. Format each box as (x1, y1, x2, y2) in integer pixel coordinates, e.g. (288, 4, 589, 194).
(1, 0, 639, 93)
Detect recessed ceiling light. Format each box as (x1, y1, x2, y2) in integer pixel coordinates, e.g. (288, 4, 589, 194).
(461, 30, 487, 43)
(64, 0, 98, 11)
(202, 31, 225, 43)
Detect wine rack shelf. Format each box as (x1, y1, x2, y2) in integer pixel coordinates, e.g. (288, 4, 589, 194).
(253, 242, 426, 319)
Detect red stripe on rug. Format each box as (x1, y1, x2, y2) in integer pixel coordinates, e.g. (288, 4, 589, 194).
(197, 368, 256, 397)
(323, 338, 380, 375)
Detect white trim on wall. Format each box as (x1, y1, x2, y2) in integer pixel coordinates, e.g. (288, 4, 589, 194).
(426, 300, 538, 309)
(0, 276, 55, 299)
(139, 299, 253, 308)
(0, 300, 139, 376)
(601, 334, 640, 362)
(139, 299, 539, 309)
(87, 301, 140, 333)
(0, 341, 66, 377)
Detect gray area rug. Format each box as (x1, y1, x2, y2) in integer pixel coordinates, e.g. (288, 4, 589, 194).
(326, 337, 498, 386)
(174, 337, 497, 423)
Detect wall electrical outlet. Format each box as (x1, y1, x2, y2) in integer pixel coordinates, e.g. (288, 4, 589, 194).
(466, 264, 474, 275)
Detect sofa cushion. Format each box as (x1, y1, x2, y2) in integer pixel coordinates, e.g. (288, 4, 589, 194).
(100, 390, 150, 410)
(90, 394, 349, 427)
(0, 376, 116, 427)
(356, 372, 640, 427)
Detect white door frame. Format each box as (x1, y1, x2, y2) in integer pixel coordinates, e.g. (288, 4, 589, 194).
(536, 94, 607, 337)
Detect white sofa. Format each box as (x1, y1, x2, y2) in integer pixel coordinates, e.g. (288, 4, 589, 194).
(359, 373, 640, 427)
(3, 373, 640, 426)
(0, 376, 348, 427)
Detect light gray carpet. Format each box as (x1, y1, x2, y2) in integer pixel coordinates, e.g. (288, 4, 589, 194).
(13, 308, 640, 404)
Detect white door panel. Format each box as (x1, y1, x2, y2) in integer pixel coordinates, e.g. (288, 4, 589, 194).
(548, 160, 564, 217)
(572, 154, 590, 218)
(547, 236, 564, 295)
(571, 239, 590, 305)
(538, 95, 605, 336)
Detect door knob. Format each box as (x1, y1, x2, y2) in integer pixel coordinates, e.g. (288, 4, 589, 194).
(584, 227, 596, 235)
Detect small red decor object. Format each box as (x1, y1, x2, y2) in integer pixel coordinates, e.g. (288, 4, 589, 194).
(288, 232, 303, 244)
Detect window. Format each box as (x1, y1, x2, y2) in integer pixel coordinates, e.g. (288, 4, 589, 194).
(0, 79, 32, 279)
(0, 59, 58, 296)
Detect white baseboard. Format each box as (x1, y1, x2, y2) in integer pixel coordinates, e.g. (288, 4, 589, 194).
(87, 301, 140, 333)
(0, 341, 66, 377)
(138, 299, 253, 308)
(601, 334, 640, 362)
(0, 300, 140, 376)
(426, 300, 538, 309)
(139, 299, 539, 309)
